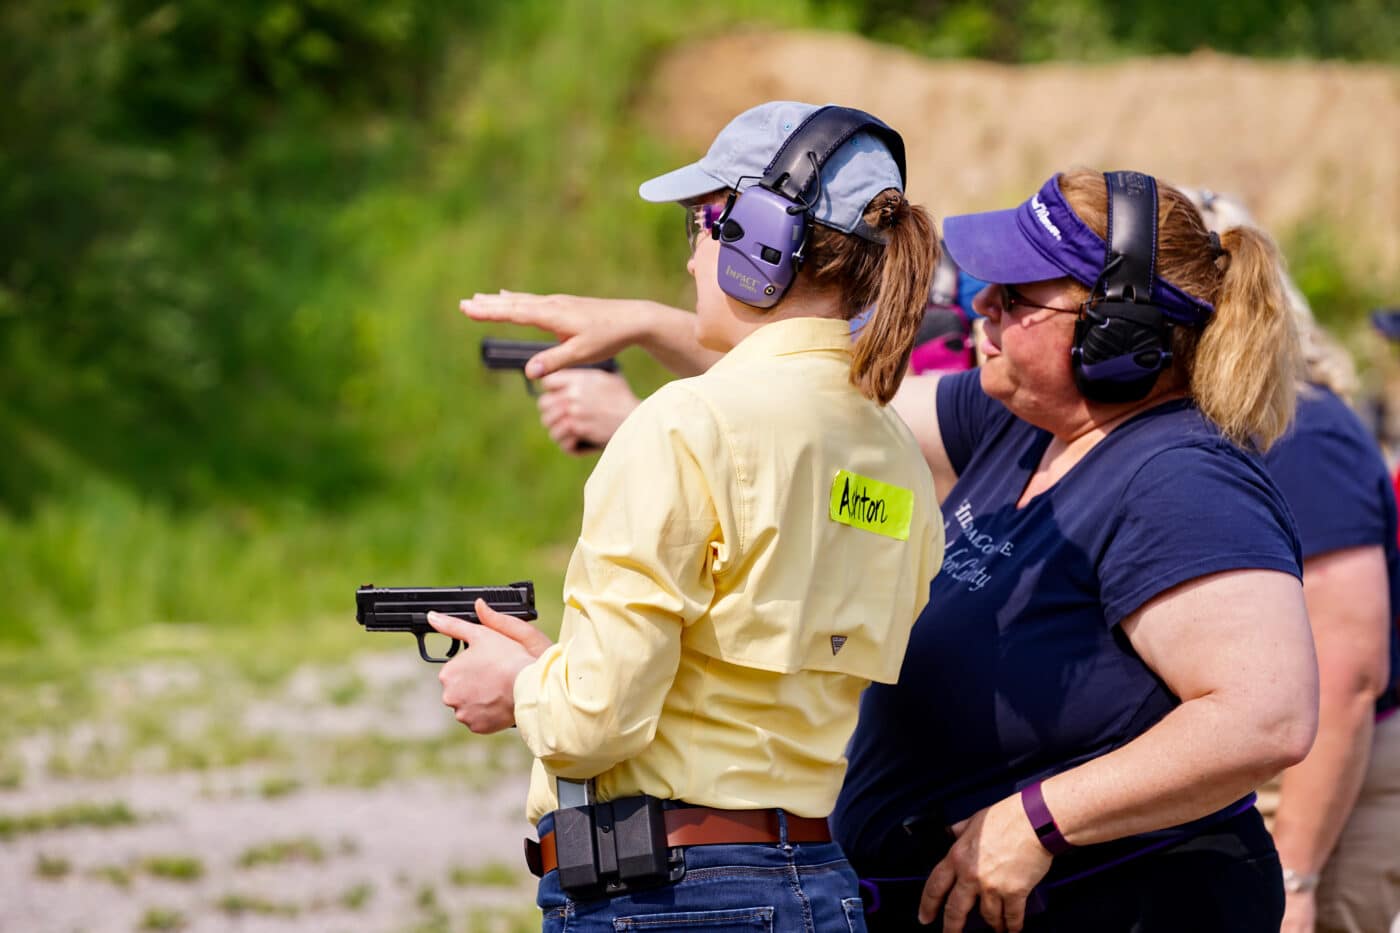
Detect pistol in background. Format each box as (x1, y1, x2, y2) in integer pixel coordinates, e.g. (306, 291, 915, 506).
(480, 338, 619, 396)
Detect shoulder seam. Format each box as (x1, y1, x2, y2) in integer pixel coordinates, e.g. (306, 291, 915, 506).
(1104, 436, 1226, 562)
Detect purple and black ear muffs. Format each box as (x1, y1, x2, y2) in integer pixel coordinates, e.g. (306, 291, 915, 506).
(711, 106, 907, 310)
(1070, 171, 1176, 404)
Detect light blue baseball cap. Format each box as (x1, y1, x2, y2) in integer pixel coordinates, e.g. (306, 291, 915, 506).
(638, 101, 904, 242)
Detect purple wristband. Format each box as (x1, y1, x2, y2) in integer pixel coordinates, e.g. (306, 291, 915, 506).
(1021, 780, 1073, 856)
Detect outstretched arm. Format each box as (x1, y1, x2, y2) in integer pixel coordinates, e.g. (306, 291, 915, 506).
(461, 292, 721, 377)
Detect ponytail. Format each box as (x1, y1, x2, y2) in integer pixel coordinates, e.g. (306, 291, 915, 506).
(803, 189, 938, 405)
(1190, 226, 1301, 449)
(1059, 170, 1303, 450)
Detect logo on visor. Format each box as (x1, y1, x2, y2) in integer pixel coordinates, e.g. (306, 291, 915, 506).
(1031, 195, 1062, 241)
(831, 635, 848, 656)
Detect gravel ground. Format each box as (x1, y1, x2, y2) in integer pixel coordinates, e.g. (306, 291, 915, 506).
(0, 653, 541, 933)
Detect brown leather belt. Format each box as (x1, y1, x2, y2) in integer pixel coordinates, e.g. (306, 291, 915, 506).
(525, 806, 832, 877)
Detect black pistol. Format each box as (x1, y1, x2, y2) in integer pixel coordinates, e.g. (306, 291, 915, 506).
(480, 338, 619, 396)
(356, 582, 537, 662)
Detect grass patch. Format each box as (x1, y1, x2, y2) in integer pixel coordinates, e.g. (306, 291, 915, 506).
(325, 673, 368, 706)
(45, 737, 133, 781)
(319, 729, 531, 789)
(0, 800, 139, 839)
(34, 852, 71, 879)
(138, 908, 187, 931)
(410, 883, 450, 933)
(41, 713, 288, 781)
(215, 893, 301, 918)
(91, 863, 134, 888)
(0, 753, 22, 789)
(237, 836, 326, 869)
(159, 721, 287, 772)
(339, 881, 374, 910)
(142, 854, 204, 882)
(448, 860, 521, 888)
(258, 775, 302, 799)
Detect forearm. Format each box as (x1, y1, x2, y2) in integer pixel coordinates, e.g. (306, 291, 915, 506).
(1271, 690, 1376, 873)
(1044, 693, 1310, 845)
(1271, 544, 1393, 872)
(632, 301, 722, 376)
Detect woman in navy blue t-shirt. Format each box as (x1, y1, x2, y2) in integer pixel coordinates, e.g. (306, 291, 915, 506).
(831, 171, 1319, 933)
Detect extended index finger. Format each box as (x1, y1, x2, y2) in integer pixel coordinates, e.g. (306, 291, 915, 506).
(425, 610, 483, 643)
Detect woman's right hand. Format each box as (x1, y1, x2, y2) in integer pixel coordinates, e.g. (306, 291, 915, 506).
(537, 369, 640, 455)
(460, 291, 649, 378)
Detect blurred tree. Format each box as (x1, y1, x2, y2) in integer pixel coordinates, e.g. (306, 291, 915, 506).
(0, 1, 486, 513)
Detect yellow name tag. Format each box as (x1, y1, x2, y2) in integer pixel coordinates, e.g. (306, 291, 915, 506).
(828, 469, 914, 541)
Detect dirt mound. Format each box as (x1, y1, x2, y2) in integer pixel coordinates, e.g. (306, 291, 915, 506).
(643, 31, 1400, 285)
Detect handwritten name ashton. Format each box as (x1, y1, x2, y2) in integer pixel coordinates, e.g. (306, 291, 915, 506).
(837, 476, 889, 525)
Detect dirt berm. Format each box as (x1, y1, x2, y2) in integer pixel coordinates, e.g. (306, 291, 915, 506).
(642, 30, 1400, 287)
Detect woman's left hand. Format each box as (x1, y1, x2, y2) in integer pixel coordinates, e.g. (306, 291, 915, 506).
(918, 794, 1054, 933)
(428, 600, 554, 733)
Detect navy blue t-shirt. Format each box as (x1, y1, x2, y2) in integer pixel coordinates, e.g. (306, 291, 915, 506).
(832, 370, 1302, 864)
(1263, 385, 1400, 704)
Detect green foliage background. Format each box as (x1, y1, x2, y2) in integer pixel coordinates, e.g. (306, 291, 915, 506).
(3, 0, 1397, 664)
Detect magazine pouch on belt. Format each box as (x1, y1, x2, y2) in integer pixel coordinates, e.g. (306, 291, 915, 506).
(554, 795, 684, 898)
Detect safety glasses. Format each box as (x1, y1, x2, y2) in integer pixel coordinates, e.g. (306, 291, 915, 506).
(1000, 284, 1081, 322)
(685, 203, 722, 254)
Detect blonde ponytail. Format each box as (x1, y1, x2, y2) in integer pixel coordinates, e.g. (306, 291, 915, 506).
(1059, 171, 1303, 449)
(1190, 226, 1301, 449)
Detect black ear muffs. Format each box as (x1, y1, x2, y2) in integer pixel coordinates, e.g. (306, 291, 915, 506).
(1069, 172, 1174, 404)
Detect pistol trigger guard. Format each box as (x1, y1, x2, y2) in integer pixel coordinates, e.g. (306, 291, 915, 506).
(414, 632, 446, 664)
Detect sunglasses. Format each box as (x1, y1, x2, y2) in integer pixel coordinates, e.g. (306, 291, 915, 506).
(685, 203, 723, 254)
(1001, 285, 1080, 320)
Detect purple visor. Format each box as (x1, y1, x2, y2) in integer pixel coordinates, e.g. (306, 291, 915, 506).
(943, 175, 1214, 327)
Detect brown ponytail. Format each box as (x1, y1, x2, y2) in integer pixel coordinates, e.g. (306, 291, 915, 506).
(802, 189, 938, 404)
(1058, 171, 1302, 449)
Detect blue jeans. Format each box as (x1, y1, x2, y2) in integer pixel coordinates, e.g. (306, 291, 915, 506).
(536, 810, 867, 932)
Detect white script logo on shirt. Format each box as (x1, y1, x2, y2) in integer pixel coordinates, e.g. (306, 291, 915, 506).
(940, 499, 1015, 592)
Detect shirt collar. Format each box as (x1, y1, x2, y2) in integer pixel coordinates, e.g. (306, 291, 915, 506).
(712, 316, 852, 370)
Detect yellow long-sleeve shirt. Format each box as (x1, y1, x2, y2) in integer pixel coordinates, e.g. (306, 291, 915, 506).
(514, 316, 943, 823)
